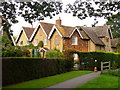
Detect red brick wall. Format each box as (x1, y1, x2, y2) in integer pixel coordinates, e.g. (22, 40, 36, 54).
(63, 31, 88, 52)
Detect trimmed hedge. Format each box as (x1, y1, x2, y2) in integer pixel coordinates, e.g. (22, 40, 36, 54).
(2, 57, 74, 86)
(77, 51, 120, 71)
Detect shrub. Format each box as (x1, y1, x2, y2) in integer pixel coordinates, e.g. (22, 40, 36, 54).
(2, 46, 30, 57)
(46, 50, 61, 58)
(63, 48, 77, 58)
(2, 57, 74, 86)
(38, 41, 44, 48)
(25, 44, 34, 49)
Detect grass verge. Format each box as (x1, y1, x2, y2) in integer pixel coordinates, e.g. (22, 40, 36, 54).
(75, 70, 119, 88)
(3, 71, 92, 88)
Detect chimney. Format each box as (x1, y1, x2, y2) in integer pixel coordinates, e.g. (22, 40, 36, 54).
(56, 17, 61, 26)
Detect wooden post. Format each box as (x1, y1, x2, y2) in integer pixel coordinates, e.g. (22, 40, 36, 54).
(109, 61, 111, 70)
(101, 62, 103, 71)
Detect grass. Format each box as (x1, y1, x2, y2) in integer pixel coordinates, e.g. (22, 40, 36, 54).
(75, 70, 119, 88)
(3, 70, 92, 88)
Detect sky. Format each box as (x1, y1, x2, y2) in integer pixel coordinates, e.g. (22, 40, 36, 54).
(11, 0, 107, 36)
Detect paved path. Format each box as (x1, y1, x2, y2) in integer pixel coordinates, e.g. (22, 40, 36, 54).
(45, 71, 101, 89)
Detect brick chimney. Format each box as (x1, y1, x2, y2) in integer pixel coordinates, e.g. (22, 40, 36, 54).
(56, 17, 61, 26)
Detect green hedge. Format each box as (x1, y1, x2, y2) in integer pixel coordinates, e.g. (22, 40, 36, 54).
(2, 57, 74, 86)
(77, 51, 120, 71)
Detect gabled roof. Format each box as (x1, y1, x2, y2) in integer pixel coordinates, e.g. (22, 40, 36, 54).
(79, 30, 89, 40)
(23, 27, 35, 39)
(82, 27, 105, 46)
(56, 25, 76, 37)
(29, 22, 53, 41)
(40, 22, 53, 35)
(16, 27, 35, 43)
(91, 25, 113, 38)
(48, 24, 83, 39)
(111, 38, 120, 48)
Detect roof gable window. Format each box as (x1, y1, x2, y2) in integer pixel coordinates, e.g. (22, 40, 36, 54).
(72, 36, 78, 45)
(55, 35, 60, 45)
(44, 37, 47, 45)
(34, 39, 38, 46)
(19, 40, 23, 46)
(26, 40, 29, 45)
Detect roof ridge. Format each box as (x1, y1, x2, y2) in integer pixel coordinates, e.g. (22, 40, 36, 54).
(40, 22, 54, 25)
(22, 26, 35, 29)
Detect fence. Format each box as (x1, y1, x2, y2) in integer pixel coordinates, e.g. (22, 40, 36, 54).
(101, 61, 110, 72)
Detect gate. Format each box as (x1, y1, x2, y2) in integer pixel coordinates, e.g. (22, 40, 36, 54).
(101, 61, 110, 72)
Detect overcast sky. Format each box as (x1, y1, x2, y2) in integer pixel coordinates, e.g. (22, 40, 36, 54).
(11, 0, 107, 36)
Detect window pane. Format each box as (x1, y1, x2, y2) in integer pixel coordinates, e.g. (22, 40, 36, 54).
(34, 39, 38, 46)
(19, 40, 23, 46)
(55, 35, 60, 45)
(26, 40, 29, 45)
(72, 36, 77, 45)
(44, 37, 47, 45)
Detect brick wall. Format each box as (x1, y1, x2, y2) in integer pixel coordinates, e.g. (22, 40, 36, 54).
(63, 31, 88, 51)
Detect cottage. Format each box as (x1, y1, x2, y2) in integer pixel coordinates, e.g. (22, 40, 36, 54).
(15, 18, 118, 54)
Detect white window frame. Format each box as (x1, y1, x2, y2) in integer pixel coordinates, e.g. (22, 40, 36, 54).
(34, 39, 38, 46)
(19, 40, 23, 46)
(26, 40, 29, 45)
(55, 35, 60, 45)
(44, 37, 47, 45)
(72, 36, 78, 45)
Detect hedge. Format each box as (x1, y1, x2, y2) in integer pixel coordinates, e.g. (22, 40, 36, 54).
(2, 57, 74, 86)
(77, 51, 120, 71)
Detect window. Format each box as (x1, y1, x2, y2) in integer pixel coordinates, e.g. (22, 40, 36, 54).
(34, 39, 38, 46)
(44, 37, 47, 45)
(19, 40, 23, 46)
(40, 32, 42, 36)
(72, 36, 78, 45)
(26, 40, 29, 45)
(55, 35, 60, 45)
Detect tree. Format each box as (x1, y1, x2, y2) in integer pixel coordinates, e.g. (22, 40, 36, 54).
(38, 41, 44, 48)
(1, 0, 120, 37)
(65, 0, 119, 26)
(0, 1, 62, 34)
(106, 15, 120, 38)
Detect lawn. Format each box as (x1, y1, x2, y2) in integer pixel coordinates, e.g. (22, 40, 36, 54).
(3, 70, 92, 88)
(75, 70, 119, 88)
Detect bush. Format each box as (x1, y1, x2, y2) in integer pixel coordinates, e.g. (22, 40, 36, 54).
(38, 41, 44, 48)
(2, 57, 74, 86)
(64, 48, 77, 58)
(2, 46, 30, 57)
(77, 51, 120, 71)
(46, 50, 61, 58)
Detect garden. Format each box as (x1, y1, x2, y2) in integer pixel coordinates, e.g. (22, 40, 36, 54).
(2, 35, 120, 88)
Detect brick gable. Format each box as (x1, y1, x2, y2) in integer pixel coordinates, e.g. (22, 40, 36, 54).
(63, 30, 88, 51)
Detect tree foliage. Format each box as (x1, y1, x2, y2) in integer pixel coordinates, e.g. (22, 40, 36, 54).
(0, 1, 62, 34)
(2, 35, 30, 57)
(38, 41, 44, 48)
(1, 0, 120, 38)
(106, 15, 120, 38)
(65, 0, 119, 26)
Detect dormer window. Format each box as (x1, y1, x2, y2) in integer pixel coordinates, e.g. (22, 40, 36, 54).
(72, 36, 78, 45)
